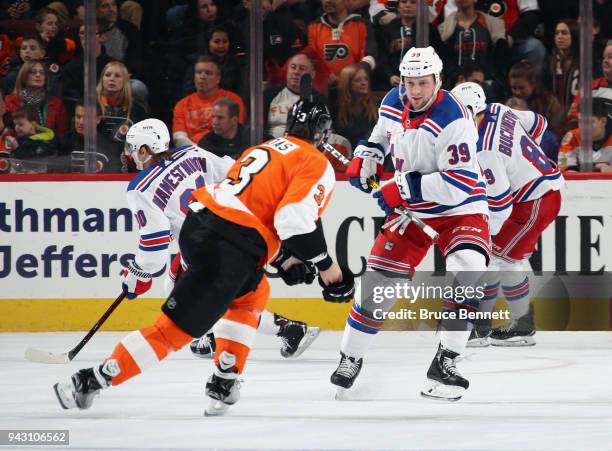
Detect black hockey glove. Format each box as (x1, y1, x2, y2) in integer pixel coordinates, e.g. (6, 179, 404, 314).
(318, 266, 355, 303)
(270, 247, 316, 286)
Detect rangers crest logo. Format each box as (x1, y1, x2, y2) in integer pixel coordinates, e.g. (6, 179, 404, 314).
(384, 241, 394, 251)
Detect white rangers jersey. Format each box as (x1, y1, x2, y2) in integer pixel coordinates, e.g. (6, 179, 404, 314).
(476, 103, 565, 234)
(126, 145, 233, 274)
(388, 90, 489, 218)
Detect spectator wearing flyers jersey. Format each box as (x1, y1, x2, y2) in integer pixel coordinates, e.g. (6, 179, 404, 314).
(558, 98, 612, 173)
(5, 60, 68, 138)
(566, 41, 612, 131)
(305, 0, 378, 83)
(96, 61, 148, 163)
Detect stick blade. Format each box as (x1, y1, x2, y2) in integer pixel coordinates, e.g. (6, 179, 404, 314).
(25, 347, 70, 364)
(299, 73, 313, 101)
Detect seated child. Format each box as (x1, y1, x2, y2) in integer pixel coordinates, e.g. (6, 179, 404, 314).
(5, 106, 59, 172)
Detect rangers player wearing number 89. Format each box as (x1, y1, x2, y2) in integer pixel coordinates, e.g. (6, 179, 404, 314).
(451, 82, 564, 347)
(335, 47, 490, 401)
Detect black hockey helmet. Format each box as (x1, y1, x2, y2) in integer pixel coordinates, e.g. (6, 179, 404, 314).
(285, 99, 332, 142)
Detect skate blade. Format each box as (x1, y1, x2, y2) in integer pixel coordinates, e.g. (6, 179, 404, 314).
(420, 379, 464, 402)
(334, 387, 351, 401)
(204, 399, 230, 416)
(466, 337, 490, 348)
(285, 327, 321, 359)
(53, 382, 76, 410)
(490, 336, 536, 347)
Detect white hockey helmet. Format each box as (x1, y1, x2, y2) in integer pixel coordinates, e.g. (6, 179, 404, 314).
(451, 82, 487, 115)
(399, 46, 443, 85)
(124, 119, 171, 170)
(125, 118, 171, 155)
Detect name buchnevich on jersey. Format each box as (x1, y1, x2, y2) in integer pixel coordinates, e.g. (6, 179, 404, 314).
(372, 308, 511, 321)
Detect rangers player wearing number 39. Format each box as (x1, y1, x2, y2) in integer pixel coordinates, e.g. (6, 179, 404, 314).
(334, 47, 490, 401)
(451, 82, 564, 347)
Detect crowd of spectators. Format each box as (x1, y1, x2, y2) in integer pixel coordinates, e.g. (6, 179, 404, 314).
(0, 0, 610, 174)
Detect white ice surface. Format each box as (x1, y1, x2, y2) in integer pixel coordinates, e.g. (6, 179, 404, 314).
(1, 331, 612, 450)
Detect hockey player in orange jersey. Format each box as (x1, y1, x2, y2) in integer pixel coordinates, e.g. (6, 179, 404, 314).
(53, 99, 355, 416)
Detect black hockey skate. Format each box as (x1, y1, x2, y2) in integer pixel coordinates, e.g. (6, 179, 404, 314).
(490, 304, 536, 347)
(467, 318, 492, 348)
(54, 366, 112, 410)
(190, 332, 216, 359)
(330, 352, 363, 400)
(421, 344, 469, 402)
(204, 351, 241, 416)
(276, 314, 321, 358)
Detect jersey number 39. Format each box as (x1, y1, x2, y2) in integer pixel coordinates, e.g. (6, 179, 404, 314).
(447, 143, 471, 164)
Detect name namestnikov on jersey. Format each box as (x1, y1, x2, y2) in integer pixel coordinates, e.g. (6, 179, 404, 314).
(126, 145, 232, 274)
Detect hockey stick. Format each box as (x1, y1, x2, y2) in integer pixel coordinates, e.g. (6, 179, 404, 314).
(319, 141, 439, 241)
(299, 73, 313, 101)
(24, 292, 127, 364)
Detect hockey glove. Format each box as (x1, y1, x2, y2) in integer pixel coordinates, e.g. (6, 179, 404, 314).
(270, 247, 316, 286)
(346, 141, 385, 193)
(121, 261, 153, 299)
(373, 169, 424, 215)
(318, 266, 355, 303)
(372, 181, 404, 215)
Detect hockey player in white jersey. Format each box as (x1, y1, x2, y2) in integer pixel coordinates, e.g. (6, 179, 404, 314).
(451, 82, 564, 346)
(119, 119, 320, 359)
(335, 47, 490, 401)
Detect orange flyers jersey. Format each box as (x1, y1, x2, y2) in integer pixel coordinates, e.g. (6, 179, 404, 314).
(558, 128, 612, 170)
(192, 136, 336, 263)
(306, 14, 371, 77)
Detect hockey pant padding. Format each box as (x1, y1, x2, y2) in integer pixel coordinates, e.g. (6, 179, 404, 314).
(106, 313, 192, 385)
(341, 269, 398, 359)
(163, 211, 266, 338)
(213, 277, 270, 374)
